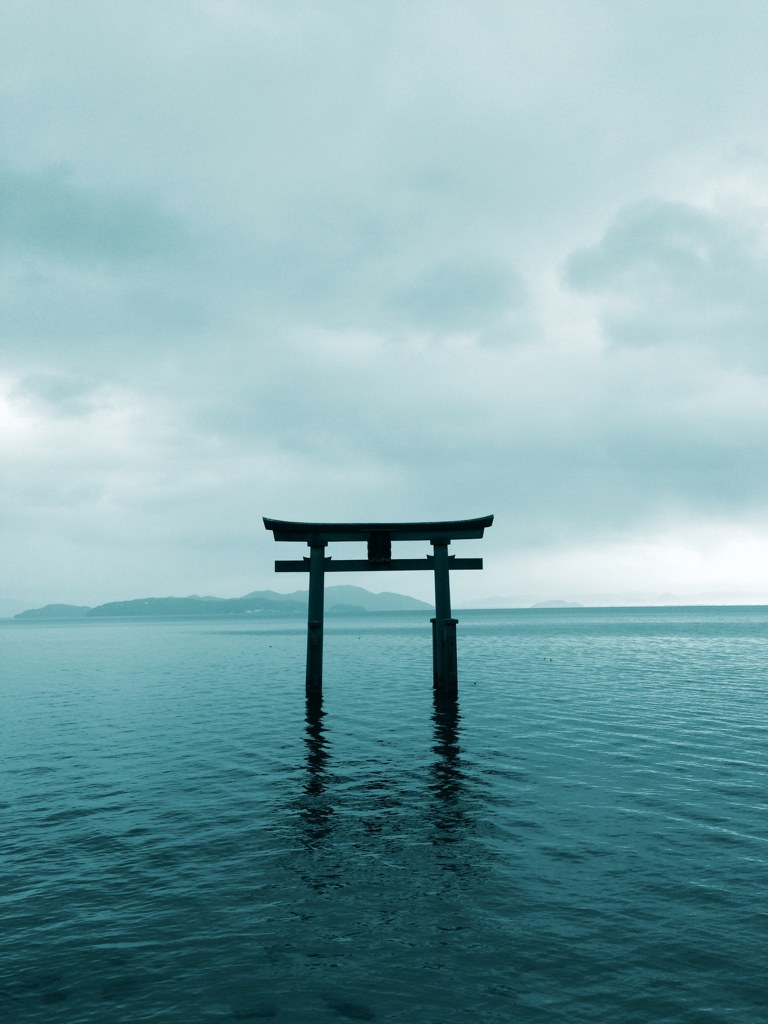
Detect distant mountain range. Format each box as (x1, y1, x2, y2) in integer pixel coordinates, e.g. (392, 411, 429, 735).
(530, 599, 585, 609)
(14, 586, 433, 620)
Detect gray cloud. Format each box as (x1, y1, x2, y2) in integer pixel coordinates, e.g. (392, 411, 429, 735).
(12, 372, 99, 417)
(0, 163, 187, 264)
(564, 199, 768, 366)
(0, 161, 208, 379)
(384, 259, 526, 334)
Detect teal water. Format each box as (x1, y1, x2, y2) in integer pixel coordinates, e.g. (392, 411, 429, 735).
(2, 607, 767, 1022)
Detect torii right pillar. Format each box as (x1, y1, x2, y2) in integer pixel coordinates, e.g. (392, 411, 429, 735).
(431, 540, 458, 695)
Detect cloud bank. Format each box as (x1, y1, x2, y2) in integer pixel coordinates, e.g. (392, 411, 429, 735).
(3, 1, 768, 612)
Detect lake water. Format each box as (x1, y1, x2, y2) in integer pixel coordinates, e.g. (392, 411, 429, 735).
(2, 607, 767, 1023)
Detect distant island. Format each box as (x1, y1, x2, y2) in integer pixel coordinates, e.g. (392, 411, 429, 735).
(14, 586, 432, 620)
(531, 600, 585, 609)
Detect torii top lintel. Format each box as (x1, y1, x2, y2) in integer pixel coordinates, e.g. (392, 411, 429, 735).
(263, 515, 493, 545)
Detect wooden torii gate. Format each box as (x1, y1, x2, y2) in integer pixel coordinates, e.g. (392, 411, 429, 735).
(263, 515, 493, 695)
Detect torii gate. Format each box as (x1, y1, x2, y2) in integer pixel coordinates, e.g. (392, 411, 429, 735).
(263, 515, 493, 695)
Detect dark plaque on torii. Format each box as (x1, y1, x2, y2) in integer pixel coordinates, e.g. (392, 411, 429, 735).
(263, 515, 494, 695)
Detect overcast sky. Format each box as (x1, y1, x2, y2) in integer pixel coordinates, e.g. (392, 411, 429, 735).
(3, 0, 768, 613)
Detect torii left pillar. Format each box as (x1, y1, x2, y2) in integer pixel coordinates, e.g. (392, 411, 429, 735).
(306, 542, 327, 695)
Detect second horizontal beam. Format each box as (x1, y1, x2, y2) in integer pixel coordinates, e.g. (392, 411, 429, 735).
(275, 557, 483, 572)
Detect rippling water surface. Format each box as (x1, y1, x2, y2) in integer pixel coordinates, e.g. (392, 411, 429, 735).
(2, 607, 767, 1022)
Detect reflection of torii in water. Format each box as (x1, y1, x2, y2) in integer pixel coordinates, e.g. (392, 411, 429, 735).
(263, 515, 493, 695)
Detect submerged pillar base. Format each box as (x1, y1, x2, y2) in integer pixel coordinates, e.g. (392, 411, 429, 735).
(431, 616, 459, 694)
(306, 620, 323, 695)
